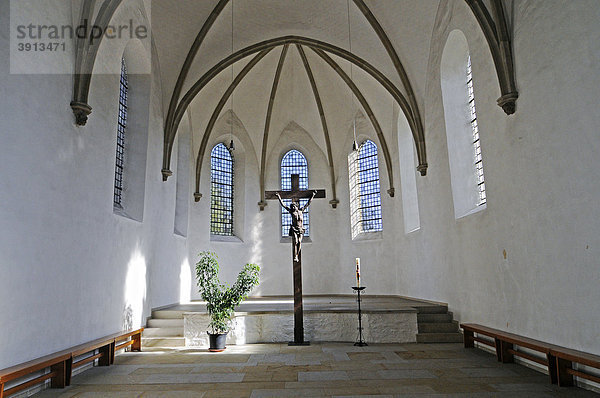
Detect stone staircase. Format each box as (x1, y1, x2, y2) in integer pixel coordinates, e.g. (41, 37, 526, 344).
(415, 305, 463, 343)
(142, 308, 186, 348)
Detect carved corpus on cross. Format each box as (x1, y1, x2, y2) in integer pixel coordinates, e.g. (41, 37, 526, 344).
(265, 174, 326, 345)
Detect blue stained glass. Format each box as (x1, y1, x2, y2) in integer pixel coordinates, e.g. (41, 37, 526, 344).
(357, 140, 382, 232)
(280, 150, 310, 237)
(211, 143, 234, 236)
(114, 58, 128, 207)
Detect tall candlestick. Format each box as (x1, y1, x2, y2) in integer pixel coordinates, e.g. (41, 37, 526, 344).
(355, 257, 360, 287)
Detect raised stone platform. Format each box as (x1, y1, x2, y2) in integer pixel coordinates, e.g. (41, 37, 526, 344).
(159, 295, 447, 347)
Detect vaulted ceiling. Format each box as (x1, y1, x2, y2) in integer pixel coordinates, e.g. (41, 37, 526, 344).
(71, 0, 517, 206)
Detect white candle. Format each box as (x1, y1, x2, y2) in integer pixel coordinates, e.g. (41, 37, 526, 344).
(355, 258, 360, 287)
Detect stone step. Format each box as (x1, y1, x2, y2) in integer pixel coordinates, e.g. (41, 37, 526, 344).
(416, 332, 463, 343)
(142, 327, 183, 337)
(415, 305, 449, 314)
(142, 337, 185, 348)
(417, 312, 454, 323)
(151, 310, 186, 319)
(147, 318, 184, 328)
(418, 321, 459, 333)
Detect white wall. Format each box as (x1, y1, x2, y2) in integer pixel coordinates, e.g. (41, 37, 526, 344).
(2, 0, 600, 371)
(185, 0, 600, 359)
(0, 1, 187, 368)
(397, 0, 600, 355)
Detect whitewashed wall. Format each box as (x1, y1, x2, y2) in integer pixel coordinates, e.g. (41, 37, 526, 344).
(397, 0, 600, 356)
(0, 1, 187, 369)
(2, 0, 599, 371)
(186, 0, 600, 358)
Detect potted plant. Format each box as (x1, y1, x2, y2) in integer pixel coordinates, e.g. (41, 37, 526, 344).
(195, 251, 260, 351)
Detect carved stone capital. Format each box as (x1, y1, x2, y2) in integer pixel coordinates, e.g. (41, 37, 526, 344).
(497, 92, 519, 115)
(329, 199, 339, 209)
(387, 188, 395, 197)
(258, 201, 268, 211)
(194, 192, 203, 202)
(70, 101, 92, 126)
(417, 163, 428, 176)
(161, 169, 173, 181)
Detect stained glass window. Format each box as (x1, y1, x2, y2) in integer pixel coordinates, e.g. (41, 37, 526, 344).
(114, 57, 128, 207)
(280, 150, 309, 237)
(210, 143, 234, 236)
(467, 56, 486, 206)
(349, 140, 383, 238)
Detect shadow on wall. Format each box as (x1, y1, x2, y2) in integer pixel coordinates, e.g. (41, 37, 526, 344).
(123, 250, 147, 330)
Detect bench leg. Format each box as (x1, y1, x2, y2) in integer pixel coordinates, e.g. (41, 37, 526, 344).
(98, 344, 112, 366)
(494, 338, 502, 362)
(50, 360, 67, 388)
(1, 381, 5, 398)
(109, 341, 116, 365)
(499, 341, 514, 363)
(556, 357, 574, 387)
(547, 353, 558, 384)
(131, 332, 142, 352)
(464, 330, 474, 348)
(65, 357, 73, 386)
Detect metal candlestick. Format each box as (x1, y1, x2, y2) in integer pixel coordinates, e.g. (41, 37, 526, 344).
(352, 286, 368, 346)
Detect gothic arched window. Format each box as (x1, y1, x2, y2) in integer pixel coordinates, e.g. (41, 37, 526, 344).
(441, 30, 487, 218)
(280, 150, 309, 237)
(210, 143, 234, 236)
(349, 140, 383, 238)
(114, 57, 128, 208)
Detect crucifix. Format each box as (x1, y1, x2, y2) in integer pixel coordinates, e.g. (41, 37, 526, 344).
(265, 174, 326, 345)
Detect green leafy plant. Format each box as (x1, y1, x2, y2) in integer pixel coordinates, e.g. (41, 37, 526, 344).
(195, 251, 260, 334)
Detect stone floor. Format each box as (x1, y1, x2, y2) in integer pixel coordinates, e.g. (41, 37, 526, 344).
(38, 343, 597, 397)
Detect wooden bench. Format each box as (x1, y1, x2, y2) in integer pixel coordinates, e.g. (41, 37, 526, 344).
(0, 328, 143, 398)
(461, 323, 600, 388)
(550, 345, 600, 387)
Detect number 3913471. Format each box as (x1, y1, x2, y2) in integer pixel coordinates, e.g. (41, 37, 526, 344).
(17, 42, 65, 52)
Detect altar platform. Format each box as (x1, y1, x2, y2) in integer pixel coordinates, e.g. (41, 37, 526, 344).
(147, 295, 455, 347)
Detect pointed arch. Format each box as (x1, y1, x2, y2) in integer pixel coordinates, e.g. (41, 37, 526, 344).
(162, 36, 427, 183)
(441, 30, 487, 218)
(258, 45, 289, 210)
(296, 45, 338, 208)
(464, 0, 518, 114)
(311, 48, 395, 197)
(193, 49, 272, 201)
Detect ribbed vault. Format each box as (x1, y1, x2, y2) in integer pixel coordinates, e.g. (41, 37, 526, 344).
(160, 0, 429, 209)
(185, 37, 409, 204)
(68, 0, 518, 206)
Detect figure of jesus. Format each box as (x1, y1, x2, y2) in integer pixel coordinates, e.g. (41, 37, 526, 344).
(275, 190, 317, 262)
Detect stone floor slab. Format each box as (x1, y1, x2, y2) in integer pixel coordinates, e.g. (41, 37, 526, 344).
(35, 342, 599, 398)
(298, 370, 349, 381)
(142, 373, 245, 384)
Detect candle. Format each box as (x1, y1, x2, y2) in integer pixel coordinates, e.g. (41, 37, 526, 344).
(355, 257, 360, 287)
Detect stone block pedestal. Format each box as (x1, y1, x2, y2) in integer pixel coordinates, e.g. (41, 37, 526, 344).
(184, 310, 417, 347)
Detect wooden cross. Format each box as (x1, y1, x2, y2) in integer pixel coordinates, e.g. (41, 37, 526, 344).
(265, 174, 326, 345)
